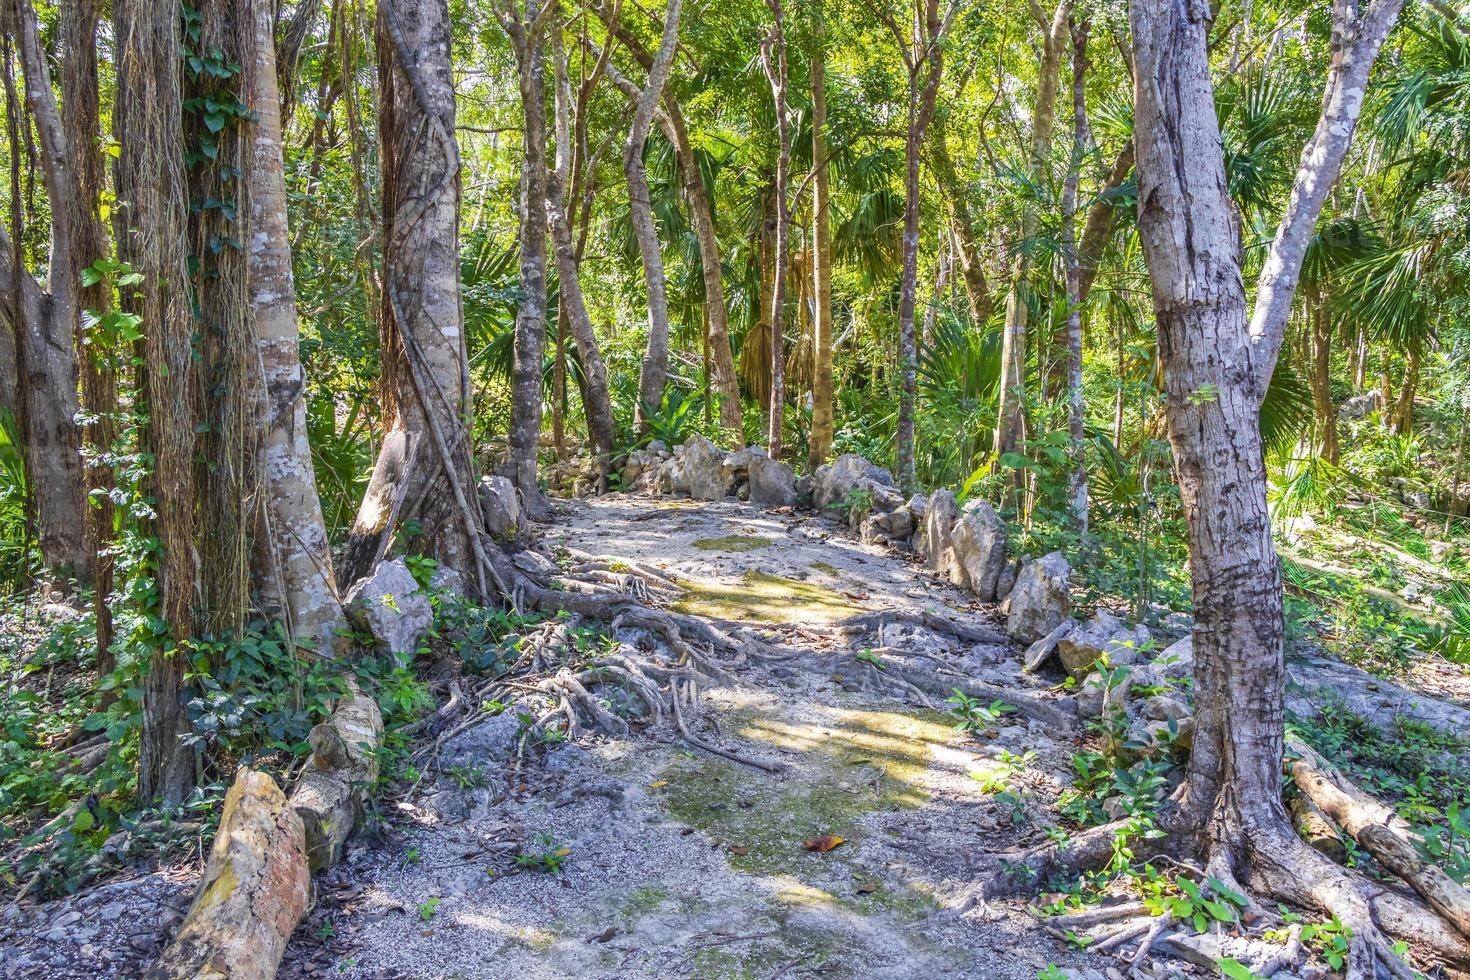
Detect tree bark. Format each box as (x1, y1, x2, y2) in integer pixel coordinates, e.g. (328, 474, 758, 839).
(994, 0, 1070, 497)
(7, 0, 90, 587)
(808, 0, 835, 469)
(115, 0, 200, 804)
(762, 2, 790, 459)
(1062, 20, 1090, 533)
(1309, 299, 1338, 464)
(247, 0, 348, 655)
(626, 0, 683, 435)
(343, 0, 487, 594)
(929, 127, 992, 325)
(1392, 339, 1419, 435)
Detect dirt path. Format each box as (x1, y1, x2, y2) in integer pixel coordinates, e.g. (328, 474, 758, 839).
(284, 496, 1089, 979)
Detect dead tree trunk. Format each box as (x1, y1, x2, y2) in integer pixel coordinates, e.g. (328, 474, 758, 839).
(115, 0, 200, 804)
(2, 0, 90, 588)
(247, 0, 347, 654)
(808, 0, 835, 469)
(1128, 0, 1418, 970)
(343, 0, 488, 594)
(625, 0, 683, 435)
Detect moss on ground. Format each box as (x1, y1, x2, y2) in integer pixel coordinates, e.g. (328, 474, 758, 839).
(670, 570, 864, 623)
(691, 535, 777, 553)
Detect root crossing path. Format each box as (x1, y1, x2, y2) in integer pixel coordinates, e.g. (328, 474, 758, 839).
(286, 496, 1091, 979)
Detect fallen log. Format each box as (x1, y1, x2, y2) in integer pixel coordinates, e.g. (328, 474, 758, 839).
(1289, 737, 1470, 943)
(148, 677, 383, 979)
(143, 769, 310, 980)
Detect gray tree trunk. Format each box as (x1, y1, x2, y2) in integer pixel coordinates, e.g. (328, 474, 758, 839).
(626, 0, 683, 434)
(1062, 20, 1089, 533)
(808, 0, 835, 469)
(762, 1, 790, 458)
(247, 0, 348, 655)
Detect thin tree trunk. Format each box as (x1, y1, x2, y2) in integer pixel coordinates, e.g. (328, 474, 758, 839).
(994, 0, 1070, 501)
(115, 0, 199, 803)
(626, 0, 683, 434)
(247, 0, 347, 656)
(808, 0, 835, 468)
(929, 128, 992, 324)
(508, 0, 549, 504)
(343, 0, 487, 594)
(60, 0, 118, 661)
(1393, 340, 1419, 435)
(1310, 299, 1338, 464)
(1062, 19, 1089, 533)
(1354, 327, 1367, 388)
(7, 0, 90, 587)
(762, 2, 790, 459)
(546, 7, 616, 483)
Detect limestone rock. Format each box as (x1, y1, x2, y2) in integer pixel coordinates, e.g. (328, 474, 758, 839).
(478, 474, 521, 538)
(511, 549, 558, 582)
(748, 455, 797, 507)
(654, 455, 690, 496)
(1151, 634, 1194, 683)
(1339, 390, 1383, 420)
(920, 489, 959, 570)
(443, 707, 526, 766)
(1056, 609, 1152, 680)
(1004, 551, 1072, 645)
(344, 559, 432, 660)
(949, 499, 1008, 600)
(681, 435, 729, 500)
(812, 453, 896, 512)
(1022, 619, 1076, 673)
(621, 448, 662, 491)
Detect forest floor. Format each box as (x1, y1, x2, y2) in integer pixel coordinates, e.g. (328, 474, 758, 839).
(4, 494, 1470, 979)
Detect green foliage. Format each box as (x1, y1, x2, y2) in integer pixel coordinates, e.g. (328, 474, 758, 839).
(946, 690, 1016, 734)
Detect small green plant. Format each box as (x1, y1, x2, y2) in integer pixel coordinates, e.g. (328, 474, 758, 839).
(515, 831, 572, 873)
(972, 748, 1034, 794)
(856, 648, 887, 670)
(445, 764, 488, 790)
(417, 897, 441, 921)
(947, 690, 1017, 734)
(1036, 966, 1067, 980)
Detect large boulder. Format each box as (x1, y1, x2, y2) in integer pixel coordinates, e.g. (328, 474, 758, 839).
(949, 499, 1009, 600)
(748, 455, 797, 507)
(812, 453, 897, 512)
(621, 448, 662, 491)
(479, 475, 520, 539)
(1004, 551, 1072, 645)
(920, 489, 959, 570)
(654, 455, 690, 496)
(344, 559, 432, 660)
(1339, 390, 1383, 420)
(681, 435, 729, 500)
(1056, 609, 1152, 680)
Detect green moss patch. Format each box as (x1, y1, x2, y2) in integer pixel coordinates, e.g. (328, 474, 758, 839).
(671, 570, 864, 624)
(692, 535, 777, 553)
(809, 561, 842, 577)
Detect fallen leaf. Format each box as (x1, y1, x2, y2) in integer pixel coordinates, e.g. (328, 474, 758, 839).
(554, 847, 573, 858)
(649, 780, 669, 789)
(586, 926, 618, 943)
(804, 835, 845, 853)
(856, 883, 879, 894)
(729, 845, 750, 856)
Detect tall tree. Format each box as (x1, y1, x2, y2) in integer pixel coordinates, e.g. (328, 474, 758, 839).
(1061, 18, 1089, 533)
(868, 0, 952, 490)
(495, 0, 551, 505)
(2, 0, 91, 587)
(344, 0, 491, 595)
(761, 0, 791, 458)
(808, 0, 836, 469)
(625, 0, 683, 435)
(115, 0, 199, 803)
(1128, 0, 1408, 961)
(247, 0, 347, 654)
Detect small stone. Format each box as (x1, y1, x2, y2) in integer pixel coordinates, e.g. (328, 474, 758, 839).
(344, 558, 433, 660)
(479, 474, 521, 538)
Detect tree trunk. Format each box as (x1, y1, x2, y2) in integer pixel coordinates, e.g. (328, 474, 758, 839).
(343, 0, 487, 595)
(808, 0, 835, 468)
(546, 5, 616, 483)
(929, 127, 992, 325)
(1062, 20, 1089, 533)
(1128, 0, 1403, 890)
(60, 0, 118, 660)
(1309, 299, 1338, 464)
(7, 0, 90, 587)
(994, 0, 1070, 496)
(508, 0, 549, 503)
(1392, 340, 1419, 435)
(762, 3, 790, 459)
(115, 0, 199, 804)
(247, 0, 347, 655)
(626, 0, 683, 434)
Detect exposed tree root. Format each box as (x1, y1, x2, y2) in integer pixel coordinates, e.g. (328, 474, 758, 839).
(834, 609, 1009, 646)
